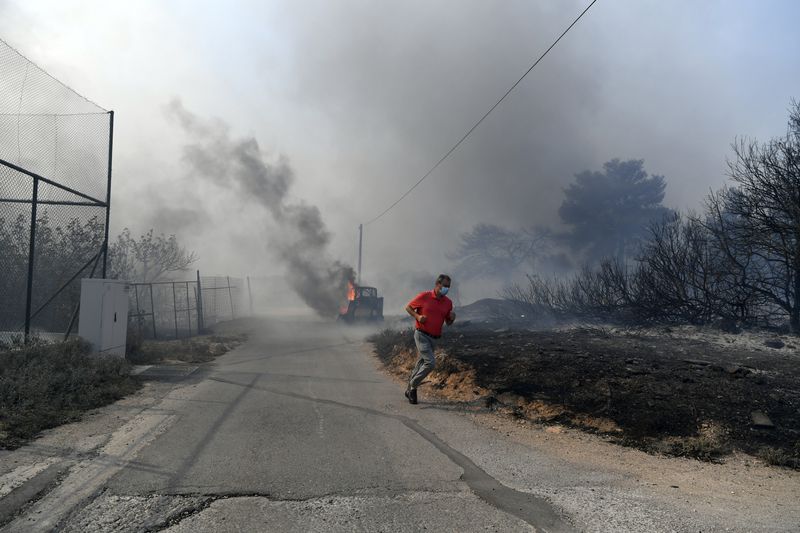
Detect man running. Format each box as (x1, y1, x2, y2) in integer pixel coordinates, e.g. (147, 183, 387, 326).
(404, 274, 456, 404)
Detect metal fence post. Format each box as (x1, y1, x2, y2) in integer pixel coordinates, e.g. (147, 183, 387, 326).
(196, 270, 204, 333)
(172, 281, 179, 339)
(211, 279, 217, 324)
(101, 110, 114, 278)
(24, 177, 39, 342)
(227, 276, 235, 320)
(247, 276, 254, 316)
(134, 284, 142, 337)
(185, 281, 191, 334)
(193, 286, 200, 334)
(149, 283, 157, 339)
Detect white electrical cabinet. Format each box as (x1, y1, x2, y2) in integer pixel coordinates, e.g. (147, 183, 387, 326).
(78, 278, 130, 357)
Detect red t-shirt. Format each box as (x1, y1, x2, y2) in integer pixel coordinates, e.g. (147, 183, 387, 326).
(407, 290, 453, 337)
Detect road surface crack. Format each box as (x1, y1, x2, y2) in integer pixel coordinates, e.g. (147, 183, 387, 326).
(207, 375, 575, 532)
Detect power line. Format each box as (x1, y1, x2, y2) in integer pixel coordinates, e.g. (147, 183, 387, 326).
(363, 0, 598, 226)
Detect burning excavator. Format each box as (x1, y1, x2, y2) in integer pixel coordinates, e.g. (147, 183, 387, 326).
(339, 280, 384, 323)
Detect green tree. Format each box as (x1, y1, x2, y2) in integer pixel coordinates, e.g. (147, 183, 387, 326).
(108, 228, 197, 283)
(0, 212, 105, 334)
(559, 159, 674, 262)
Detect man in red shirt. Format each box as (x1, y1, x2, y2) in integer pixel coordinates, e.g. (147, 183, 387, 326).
(404, 274, 456, 404)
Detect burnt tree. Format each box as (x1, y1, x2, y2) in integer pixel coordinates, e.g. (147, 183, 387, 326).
(705, 101, 800, 332)
(448, 224, 550, 280)
(635, 213, 760, 325)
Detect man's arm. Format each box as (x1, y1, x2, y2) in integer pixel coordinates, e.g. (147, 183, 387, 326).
(405, 304, 426, 324)
(445, 310, 456, 326)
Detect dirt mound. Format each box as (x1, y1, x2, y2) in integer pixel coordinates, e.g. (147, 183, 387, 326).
(370, 327, 800, 468)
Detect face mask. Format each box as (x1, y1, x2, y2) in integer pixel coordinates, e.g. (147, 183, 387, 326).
(439, 286, 449, 296)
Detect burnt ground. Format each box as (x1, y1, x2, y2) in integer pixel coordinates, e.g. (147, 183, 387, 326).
(370, 325, 800, 468)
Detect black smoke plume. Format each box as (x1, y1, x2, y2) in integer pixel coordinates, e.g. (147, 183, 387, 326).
(166, 99, 353, 317)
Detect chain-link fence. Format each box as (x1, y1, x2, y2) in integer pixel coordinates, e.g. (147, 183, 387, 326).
(0, 38, 113, 344)
(198, 276, 244, 329)
(128, 273, 247, 340)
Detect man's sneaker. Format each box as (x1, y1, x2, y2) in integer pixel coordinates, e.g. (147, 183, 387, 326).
(405, 388, 418, 404)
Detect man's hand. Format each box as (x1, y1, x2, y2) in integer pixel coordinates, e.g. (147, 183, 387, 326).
(405, 304, 426, 324)
(446, 311, 456, 326)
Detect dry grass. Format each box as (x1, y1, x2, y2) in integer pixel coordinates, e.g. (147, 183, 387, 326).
(757, 445, 800, 469)
(646, 421, 732, 461)
(0, 338, 140, 449)
(0, 322, 249, 449)
(126, 334, 247, 365)
(125, 318, 249, 365)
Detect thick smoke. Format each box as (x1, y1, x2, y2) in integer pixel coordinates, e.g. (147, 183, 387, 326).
(2, 2, 797, 310)
(166, 99, 353, 317)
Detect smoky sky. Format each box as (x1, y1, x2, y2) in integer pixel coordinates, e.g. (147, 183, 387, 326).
(166, 99, 354, 317)
(269, 0, 792, 292)
(1, 0, 799, 306)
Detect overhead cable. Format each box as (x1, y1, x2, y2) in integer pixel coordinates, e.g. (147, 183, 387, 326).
(363, 0, 598, 226)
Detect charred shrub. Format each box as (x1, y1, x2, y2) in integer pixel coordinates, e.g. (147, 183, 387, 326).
(757, 445, 800, 469)
(506, 102, 800, 333)
(368, 329, 414, 365)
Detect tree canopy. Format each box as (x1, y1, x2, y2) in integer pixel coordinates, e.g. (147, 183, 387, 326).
(559, 159, 674, 262)
(108, 228, 197, 283)
(447, 224, 551, 280)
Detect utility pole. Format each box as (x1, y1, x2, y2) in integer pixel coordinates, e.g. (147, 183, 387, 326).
(357, 223, 363, 285)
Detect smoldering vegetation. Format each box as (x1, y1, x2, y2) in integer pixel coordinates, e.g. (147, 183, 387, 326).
(165, 99, 354, 317)
(372, 325, 800, 468)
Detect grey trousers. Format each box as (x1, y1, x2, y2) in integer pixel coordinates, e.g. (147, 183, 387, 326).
(408, 329, 436, 390)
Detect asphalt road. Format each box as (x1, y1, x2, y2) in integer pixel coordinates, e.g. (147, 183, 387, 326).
(102, 319, 561, 531)
(5, 318, 797, 532)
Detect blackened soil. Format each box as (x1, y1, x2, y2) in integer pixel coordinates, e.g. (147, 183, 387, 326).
(371, 327, 800, 467)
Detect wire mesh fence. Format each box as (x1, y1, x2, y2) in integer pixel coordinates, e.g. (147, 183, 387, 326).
(128, 274, 247, 340)
(199, 276, 243, 328)
(0, 38, 112, 345)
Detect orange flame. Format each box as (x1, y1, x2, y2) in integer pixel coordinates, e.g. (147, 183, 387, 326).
(340, 279, 357, 315)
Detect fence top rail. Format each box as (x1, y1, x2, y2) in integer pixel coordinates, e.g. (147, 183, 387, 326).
(127, 280, 240, 288)
(0, 111, 109, 117)
(0, 197, 106, 207)
(0, 158, 107, 206)
(129, 280, 199, 286)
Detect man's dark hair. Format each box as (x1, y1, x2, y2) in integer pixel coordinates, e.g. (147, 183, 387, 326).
(436, 274, 452, 285)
